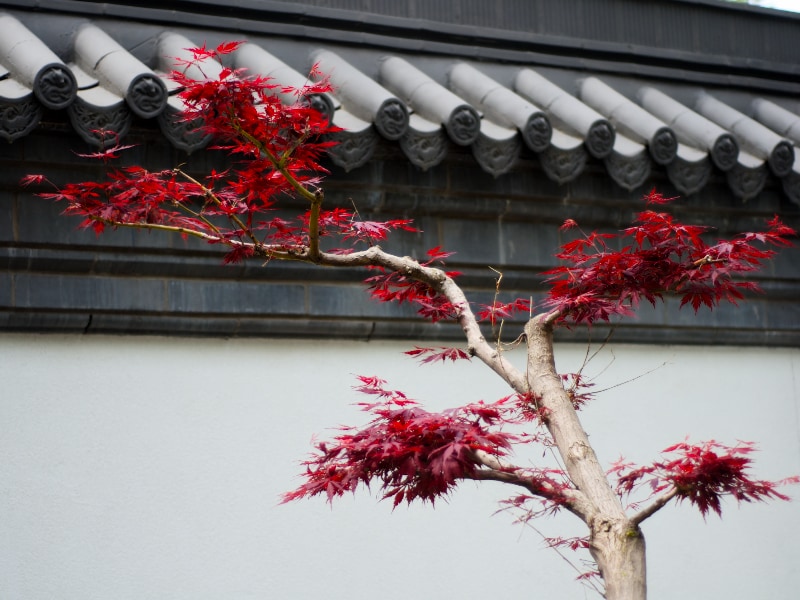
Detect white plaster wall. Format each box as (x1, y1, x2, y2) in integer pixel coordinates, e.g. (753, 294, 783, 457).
(1, 333, 798, 600)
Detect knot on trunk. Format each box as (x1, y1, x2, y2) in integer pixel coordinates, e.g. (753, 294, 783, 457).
(569, 440, 590, 460)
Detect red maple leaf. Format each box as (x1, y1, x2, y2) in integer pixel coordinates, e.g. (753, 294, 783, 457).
(404, 346, 471, 364)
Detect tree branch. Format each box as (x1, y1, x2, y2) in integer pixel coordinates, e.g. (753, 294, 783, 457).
(310, 246, 531, 394)
(88, 213, 532, 396)
(229, 118, 317, 204)
(308, 189, 323, 261)
(470, 449, 591, 520)
(174, 168, 258, 246)
(629, 487, 679, 526)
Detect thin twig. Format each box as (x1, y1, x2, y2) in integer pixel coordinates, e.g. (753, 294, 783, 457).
(308, 189, 323, 261)
(173, 168, 258, 246)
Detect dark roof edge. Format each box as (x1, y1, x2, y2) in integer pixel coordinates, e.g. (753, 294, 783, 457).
(3, 0, 799, 95)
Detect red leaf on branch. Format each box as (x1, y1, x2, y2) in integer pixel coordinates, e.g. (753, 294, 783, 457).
(425, 246, 456, 262)
(642, 187, 678, 205)
(545, 535, 590, 551)
(404, 346, 471, 364)
(20, 174, 47, 187)
(344, 218, 417, 243)
(476, 298, 531, 325)
(215, 40, 244, 55)
(365, 268, 460, 322)
(613, 440, 798, 518)
(283, 379, 517, 506)
(560, 372, 596, 410)
(544, 193, 796, 325)
(560, 218, 579, 231)
(75, 142, 137, 163)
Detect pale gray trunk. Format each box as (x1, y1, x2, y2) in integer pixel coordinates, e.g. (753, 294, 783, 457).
(590, 517, 647, 600)
(525, 316, 647, 600)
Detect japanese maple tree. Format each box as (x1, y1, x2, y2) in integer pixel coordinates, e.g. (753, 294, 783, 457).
(26, 42, 798, 600)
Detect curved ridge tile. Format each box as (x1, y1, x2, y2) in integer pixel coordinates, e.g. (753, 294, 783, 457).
(515, 69, 614, 159)
(380, 56, 479, 147)
(696, 92, 794, 178)
(472, 119, 521, 177)
(234, 43, 336, 123)
(604, 133, 652, 191)
(449, 63, 551, 152)
(539, 129, 587, 184)
(0, 78, 41, 142)
(155, 33, 221, 152)
(68, 85, 131, 146)
(579, 77, 677, 166)
(326, 109, 378, 172)
(725, 149, 768, 201)
(0, 13, 76, 111)
(639, 86, 738, 172)
(399, 113, 448, 171)
(73, 24, 167, 119)
(667, 144, 712, 196)
(311, 50, 408, 141)
(157, 95, 212, 153)
(158, 32, 225, 80)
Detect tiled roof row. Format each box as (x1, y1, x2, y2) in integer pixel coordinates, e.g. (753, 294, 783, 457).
(1, 12, 799, 204)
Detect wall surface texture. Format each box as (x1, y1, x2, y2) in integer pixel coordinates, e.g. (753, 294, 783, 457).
(1, 334, 798, 599)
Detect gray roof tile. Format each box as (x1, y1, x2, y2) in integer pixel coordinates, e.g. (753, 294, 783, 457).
(234, 42, 337, 121)
(751, 98, 800, 146)
(380, 56, 479, 147)
(327, 109, 378, 172)
(604, 133, 651, 191)
(450, 62, 552, 153)
(578, 77, 678, 166)
(74, 24, 167, 119)
(638, 86, 739, 171)
(696, 92, 795, 177)
(312, 49, 409, 141)
(515, 68, 615, 159)
(0, 13, 76, 110)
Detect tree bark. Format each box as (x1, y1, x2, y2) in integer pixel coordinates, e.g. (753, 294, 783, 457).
(590, 518, 647, 600)
(525, 314, 647, 600)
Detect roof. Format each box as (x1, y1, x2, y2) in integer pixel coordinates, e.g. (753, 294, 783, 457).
(1, 1, 799, 346)
(1, 1, 799, 204)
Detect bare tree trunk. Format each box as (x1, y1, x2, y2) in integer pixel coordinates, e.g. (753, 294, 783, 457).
(525, 315, 647, 600)
(590, 517, 647, 600)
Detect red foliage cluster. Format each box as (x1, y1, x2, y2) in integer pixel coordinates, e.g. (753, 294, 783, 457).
(172, 42, 334, 194)
(283, 376, 517, 507)
(545, 189, 795, 324)
(24, 42, 418, 263)
(364, 247, 462, 322)
(611, 440, 799, 517)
